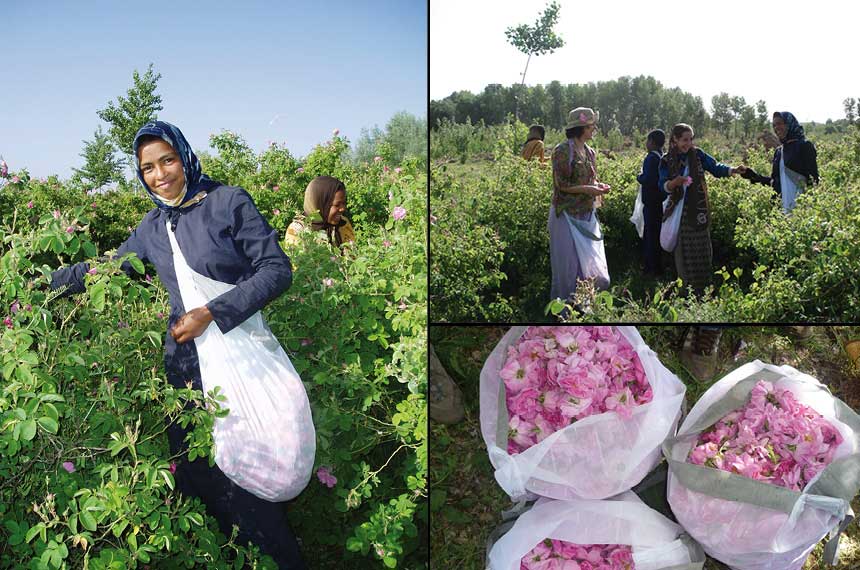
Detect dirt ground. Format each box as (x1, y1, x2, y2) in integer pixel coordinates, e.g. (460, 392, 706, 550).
(429, 325, 860, 570)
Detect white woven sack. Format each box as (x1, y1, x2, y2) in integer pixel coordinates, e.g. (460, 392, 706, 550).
(167, 221, 316, 502)
(480, 326, 685, 501)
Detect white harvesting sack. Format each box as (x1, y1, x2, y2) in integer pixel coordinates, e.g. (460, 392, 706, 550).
(665, 361, 860, 570)
(167, 222, 316, 502)
(480, 326, 686, 502)
(631, 185, 645, 239)
(487, 492, 706, 570)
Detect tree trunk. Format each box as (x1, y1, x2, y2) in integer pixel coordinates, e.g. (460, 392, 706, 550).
(515, 52, 532, 122)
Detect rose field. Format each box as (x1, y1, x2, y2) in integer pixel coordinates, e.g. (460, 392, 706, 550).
(0, 132, 427, 569)
(429, 121, 860, 323)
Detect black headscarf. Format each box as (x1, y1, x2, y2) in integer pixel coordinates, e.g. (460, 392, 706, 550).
(773, 112, 819, 183)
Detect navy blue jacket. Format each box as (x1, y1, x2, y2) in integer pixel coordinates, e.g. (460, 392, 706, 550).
(636, 150, 665, 207)
(51, 184, 292, 384)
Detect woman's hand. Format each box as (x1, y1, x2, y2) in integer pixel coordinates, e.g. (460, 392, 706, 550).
(170, 306, 215, 344)
(585, 184, 610, 196)
(730, 165, 747, 176)
(669, 175, 687, 190)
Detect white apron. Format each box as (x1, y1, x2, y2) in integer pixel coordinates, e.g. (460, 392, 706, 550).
(166, 221, 316, 502)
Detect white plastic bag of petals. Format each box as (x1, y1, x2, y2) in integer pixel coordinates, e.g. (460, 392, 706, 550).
(487, 492, 705, 570)
(665, 360, 860, 570)
(480, 326, 686, 502)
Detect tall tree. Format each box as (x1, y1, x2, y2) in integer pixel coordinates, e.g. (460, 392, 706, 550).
(729, 96, 746, 137)
(71, 126, 125, 190)
(505, 1, 565, 120)
(844, 97, 857, 124)
(97, 64, 164, 158)
(755, 100, 769, 132)
(740, 105, 756, 139)
(711, 93, 733, 135)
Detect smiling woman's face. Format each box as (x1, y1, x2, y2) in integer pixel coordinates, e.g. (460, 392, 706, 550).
(138, 139, 186, 200)
(773, 115, 787, 139)
(328, 189, 346, 225)
(674, 130, 694, 153)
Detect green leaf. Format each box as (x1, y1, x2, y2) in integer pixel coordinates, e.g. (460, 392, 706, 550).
(383, 556, 397, 568)
(24, 522, 44, 543)
(20, 419, 37, 441)
(79, 510, 97, 532)
(37, 417, 59, 434)
(127, 256, 145, 275)
(144, 331, 162, 348)
(345, 537, 363, 552)
(90, 282, 106, 312)
(82, 241, 97, 258)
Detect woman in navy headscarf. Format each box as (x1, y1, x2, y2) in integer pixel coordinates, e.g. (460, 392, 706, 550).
(51, 121, 307, 568)
(741, 111, 819, 212)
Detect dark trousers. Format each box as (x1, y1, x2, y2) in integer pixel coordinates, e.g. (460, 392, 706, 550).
(642, 201, 663, 274)
(165, 346, 306, 570)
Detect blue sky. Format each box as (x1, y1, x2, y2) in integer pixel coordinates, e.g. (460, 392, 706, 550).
(1, 0, 428, 179)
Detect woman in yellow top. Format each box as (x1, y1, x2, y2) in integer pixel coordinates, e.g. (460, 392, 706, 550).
(285, 176, 355, 247)
(521, 124, 546, 164)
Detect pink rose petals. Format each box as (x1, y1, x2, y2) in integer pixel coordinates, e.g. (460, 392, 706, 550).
(686, 379, 843, 490)
(520, 539, 635, 570)
(504, 327, 652, 455)
(316, 466, 337, 488)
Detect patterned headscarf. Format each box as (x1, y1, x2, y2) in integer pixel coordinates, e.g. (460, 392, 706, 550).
(132, 121, 220, 212)
(303, 176, 347, 246)
(774, 112, 805, 143)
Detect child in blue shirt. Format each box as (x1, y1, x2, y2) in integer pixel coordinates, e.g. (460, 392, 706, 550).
(636, 129, 666, 275)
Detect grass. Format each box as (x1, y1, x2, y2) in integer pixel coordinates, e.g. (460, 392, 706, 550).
(429, 325, 860, 570)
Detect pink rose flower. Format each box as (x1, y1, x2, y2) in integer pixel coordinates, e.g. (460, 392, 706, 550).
(62, 461, 76, 473)
(273, 209, 281, 216)
(272, 185, 280, 191)
(27, 201, 34, 209)
(3, 317, 12, 329)
(392, 206, 407, 221)
(11, 175, 20, 184)
(332, 128, 340, 136)
(383, 240, 392, 247)
(53, 210, 61, 219)
(87, 268, 98, 275)
(322, 278, 334, 287)
(316, 466, 337, 488)
(374, 156, 383, 162)
(66, 226, 75, 234)
(394, 167, 402, 174)
(296, 167, 305, 174)
(169, 462, 177, 474)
